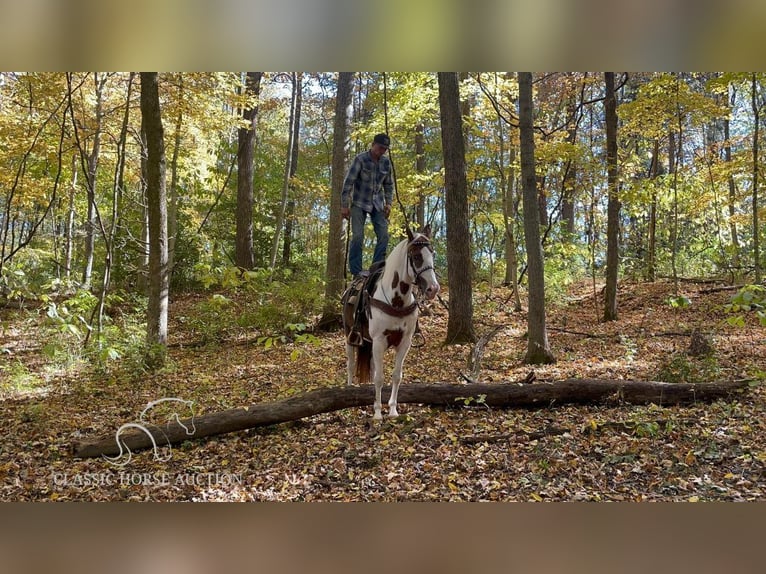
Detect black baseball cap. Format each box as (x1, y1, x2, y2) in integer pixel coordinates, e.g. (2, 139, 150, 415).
(373, 133, 390, 148)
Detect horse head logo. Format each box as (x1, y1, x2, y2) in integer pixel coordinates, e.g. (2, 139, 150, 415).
(104, 398, 196, 467)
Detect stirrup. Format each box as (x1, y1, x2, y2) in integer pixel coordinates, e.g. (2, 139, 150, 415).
(411, 330, 425, 348)
(347, 330, 364, 347)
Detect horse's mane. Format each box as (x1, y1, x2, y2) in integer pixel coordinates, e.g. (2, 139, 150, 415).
(392, 233, 427, 257)
(389, 237, 410, 259)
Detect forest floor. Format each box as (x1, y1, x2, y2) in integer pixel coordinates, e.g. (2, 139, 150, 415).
(1, 279, 765, 501)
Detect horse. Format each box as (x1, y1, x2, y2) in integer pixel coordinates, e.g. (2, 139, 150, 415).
(342, 225, 440, 420)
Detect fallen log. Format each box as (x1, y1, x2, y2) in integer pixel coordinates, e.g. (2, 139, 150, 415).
(698, 284, 744, 294)
(71, 378, 752, 459)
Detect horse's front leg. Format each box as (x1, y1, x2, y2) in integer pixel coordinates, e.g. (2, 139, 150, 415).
(372, 337, 386, 420)
(388, 335, 413, 418)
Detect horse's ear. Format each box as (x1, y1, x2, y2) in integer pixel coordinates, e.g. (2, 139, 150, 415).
(421, 224, 432, 238)
(407, 226, 414, 242)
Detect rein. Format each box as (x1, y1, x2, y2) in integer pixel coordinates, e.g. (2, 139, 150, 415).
(370, 236, 432, 319)
(382, 72, 415, 239)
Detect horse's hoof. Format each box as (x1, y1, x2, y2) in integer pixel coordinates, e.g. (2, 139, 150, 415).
(373, 413, 383, 421)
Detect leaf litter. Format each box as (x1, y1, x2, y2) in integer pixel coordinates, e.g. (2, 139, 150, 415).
(0, 280, 764, 501)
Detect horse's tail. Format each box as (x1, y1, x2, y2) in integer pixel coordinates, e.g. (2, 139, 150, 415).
(356, 340, 372, 384)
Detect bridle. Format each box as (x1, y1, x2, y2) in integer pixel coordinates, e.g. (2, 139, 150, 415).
(407, 237, 435, 291)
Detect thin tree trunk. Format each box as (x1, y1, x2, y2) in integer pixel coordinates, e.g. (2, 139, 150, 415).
(319, 72, 354, 326)
(415, 122, 426, 228)
(87, 73, 134, 348)
(167, 75, 184, 281)
(500, 116, 521, 311)
(64, 154, 77, 280)
(561, 87, 579, 237)
(752, 74, 762, 284)
(647, 139, 659, 282)
(141, 72, 169, 361)
(438, 72, 476, 344)
(519, 72, 555, 364)
(282, 73, 302, 267)
(587, 100, 599, 313)
(724, 91, 741, 276)
(603, 72, 620, 321)
(671, 75, 683, 294)
(270, 73, 299, 272)
(138, 120, 149, 293)
(81, 73, 105, 291)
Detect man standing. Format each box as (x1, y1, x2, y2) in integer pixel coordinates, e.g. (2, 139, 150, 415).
(341, 133, 394, 279)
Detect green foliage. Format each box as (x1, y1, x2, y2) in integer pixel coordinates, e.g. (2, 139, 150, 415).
(143, 343, 168, 371)
(543, 239, 590, 304)
(455, 394, 488, 408)
(0, 265, 31, 301)
(183, 293, 236, 344)
(184, 266, 324, 344)
(620, 73, 726, 140)
(656, 352, 721, 384)
(257, 322, 322, 361)
(0, 359, 44, 396)
(725, 285, 766, 327)
(43, 289, 98, 343)
(666, 295, 692, 309)
(634, 421, 661, 438)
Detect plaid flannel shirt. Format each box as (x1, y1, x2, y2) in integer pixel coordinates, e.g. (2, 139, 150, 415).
(341, 151, 394, 213)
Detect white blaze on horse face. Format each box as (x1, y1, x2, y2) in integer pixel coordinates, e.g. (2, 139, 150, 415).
(412, 238, 440, 300)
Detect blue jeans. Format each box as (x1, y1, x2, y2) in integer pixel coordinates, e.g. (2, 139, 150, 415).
(349, 205, 389, 276)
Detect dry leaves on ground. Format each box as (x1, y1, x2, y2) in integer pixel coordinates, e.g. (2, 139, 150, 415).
(1, 280, 764, 501)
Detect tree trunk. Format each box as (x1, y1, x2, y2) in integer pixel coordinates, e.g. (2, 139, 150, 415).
(438, 72, 475, 344)
(88, 73, 134, 347)
(141, 72, 169, 359)
(647, 138, 659, 282)
(71, 378, 751, 459)
(603, 72, 620, 321)
(81, 73, 105, 290)
(502, 139, 522, 311)
(138, 120, 149, 294)
(415, 122, 426, 228)
(64, 154, 77, 280)
(270, 72, 299, 271)
(235, 72, 262, 270)
(561, 85, 578, 237)
(167, 75, 184, 282)
(319, 72, 355, 327)
(518, 72, 555, 364)
(282, 73, 302, 267)
(724, 91, 741, 276)
(671, 75, 683, 294)
(752, 74, 762, 284)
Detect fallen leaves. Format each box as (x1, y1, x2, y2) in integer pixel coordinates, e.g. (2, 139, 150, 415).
(1, 279, 765, 500)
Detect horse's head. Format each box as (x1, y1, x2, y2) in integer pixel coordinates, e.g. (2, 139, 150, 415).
(407, 224, 440, 300)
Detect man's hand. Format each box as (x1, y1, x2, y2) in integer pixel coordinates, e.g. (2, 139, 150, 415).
(384, 204, 391, 219)
(341, 207, 350, 220)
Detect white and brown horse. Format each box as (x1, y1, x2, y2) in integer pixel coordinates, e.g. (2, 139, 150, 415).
(342, 225, 440, 419)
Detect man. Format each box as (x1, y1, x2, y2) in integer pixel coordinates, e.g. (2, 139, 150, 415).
(341, 133, 394, 279)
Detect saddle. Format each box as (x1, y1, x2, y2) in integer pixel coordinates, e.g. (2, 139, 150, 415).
(344, 261, 423, 348)
(344, 261, 386, 347)
(345, 261, 385, 346)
